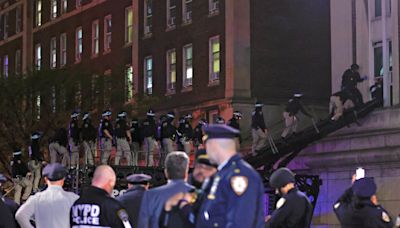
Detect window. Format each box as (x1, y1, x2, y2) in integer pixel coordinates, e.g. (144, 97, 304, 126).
(15, 49, 21, 75)
(104, 15, 112, 52)
(209, 0, 219, 14)
(125, 65, 133, 101)
(61, 0, 68, 14)
(374, 0, 391, 17)
(166, 49, 176, 93)
(35, 44, 41, 70)
(92, 20, 99, 56)
(125, 7, 133, 44)
(3, 55, 8, 78)
(50, 37, 57, 68)
(144, 56, 153, 95)
(167, 0, 177, 28)
(374, 42, 383, 77)
(75, 27, 82, 62)
(36, 95, 41, 120)
(60, 33, 67, 67)
(183, 44, 193, 87)
(209, 36, 220, 82)
(144, 0, 153, 34)
(36, 0, 42, 27)
(183, 0, 193, 23)
(51, 86, 56, 113)
(51, 0, 57, 19)
(16, 6, 22, 33)
(3, 12, 8, 39)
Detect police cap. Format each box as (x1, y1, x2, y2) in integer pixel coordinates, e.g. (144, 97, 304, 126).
(167, 111, 175, 119)
(126, 174, 152, 184)
(147, 109, 155, 117)
(255, 101, 263, 108)
(42, 163, 67, 181)
(102, 110, 112, 117)
(352, 177, 377, 198)
(351, 63, 360, 70)
(71, 111, 80, 118)
(195, 149, 216, 167)
(82, 112, 90, 121)
(13, 149, 22, 157)
(203, 124, 240, 141)
(118, 111, 127, 118)
(31, 132, 41, 140)
(269, 167, 296, 189)
(215, 116, 225, 124)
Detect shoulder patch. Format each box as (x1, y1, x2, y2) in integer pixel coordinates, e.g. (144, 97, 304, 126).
(334, 202, 340, 209)
(230, 176, 248, 196)
(382, 211, 391, 223)
(276, 198, 286, 209)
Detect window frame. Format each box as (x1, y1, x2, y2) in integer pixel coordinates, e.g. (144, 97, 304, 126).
(15, 49, 21, 75)
(125, 7, 133, 44)
(92, 20, 100, 57)
(166, 0, 177, 29)
(16, 6, 22, 33)
(209, 35, 220, 83)
(51, 0, 57, 20)
(144, 56, 153, 95)
(50, 37, 57, 69)
(3, 55, 8, 78)
(144, 0, 153, 35)
(60, 33, 67, 67)
(166, 49, 177, 93)
(182, 0, 193, 23)
(36, 0, 42, 27)
(104, 15, 112, 53)
(183, 44, 193, 88)
(35, 44, 42, 70)
(209, 0, 219, 15)
(75, 27, 83, 63)
(125, 65, 134, 101)
(3, 12, 8, 39)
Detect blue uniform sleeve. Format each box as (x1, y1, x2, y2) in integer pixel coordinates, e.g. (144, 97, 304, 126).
(265, 197, 294, 228)
(226, 174, 265, 228)
(137, 192, 150, 228)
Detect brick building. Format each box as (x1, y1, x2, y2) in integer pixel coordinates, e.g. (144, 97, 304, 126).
(0, 0, 134, 112)
(132, 0, 331, 136)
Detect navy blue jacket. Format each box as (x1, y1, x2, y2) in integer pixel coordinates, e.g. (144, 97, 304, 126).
(196, 155, 265, 228)
(117, 186, 147, 228)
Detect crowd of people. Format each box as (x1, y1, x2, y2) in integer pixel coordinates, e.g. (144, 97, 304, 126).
(0, 63, 393, 227)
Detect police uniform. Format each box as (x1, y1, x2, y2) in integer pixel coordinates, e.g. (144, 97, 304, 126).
(193, 119, 206, 153)
(0, 196, 16, 228)
(281, 94, 312, 139)
(115, 112, 132, 166)
(130, 119, 142, 166)
(251, 102, 267, 154)
(161, 113, 177, 166)
(0, 173, 19, 227)
(49, 128, 70, 167)
(70, 186, 131, 228)
(370, 77, 383, 106)
(334, 177, 394, 228)
(16, 163, 79, 228)
(227, 111, 242, 151)
(99, 110, 113, 164)
(179, 114, 194, 156)
(266, 168, 313, 228)
(196, 125, 265, 228)
(341, 64, 365, 106)
(81, 113, 97, 165)
(142, 109, 157, 166)
(11, 150, 32, 205)
(117, 174, 152, 228)
(28, 132, 44, 192)
(329, 91, 352, 121)
(69, 112, 81, 167)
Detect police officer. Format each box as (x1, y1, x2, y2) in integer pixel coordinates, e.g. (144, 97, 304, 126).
(215, 116, 225, 124)
(370, 76, 383, 106)
(179, 114, 194, 156)
(130, 118, 142, 166)
(265, 167, 313, 227)
(115, 111, 132, 166)
(142, 109, 157, 166)
(28, 132, 45, 192)
(189, 149, 217, 189)
(0, 173, 19, 225)
(69, 111, 81, 168)
(196, 125, 265, 228)
(81, 112, 97, 166)
(49, 128, 70, 167)
(334, 176, 393, 227)
(117, 174, 152, 228)
(70, 165, 132, 228)
(0, 175, 16, 228)
(341, 64, 368, 106)
(16, 163, 79, 228)
(281, 93, 313, 139)
(227, 111, 242, 150)
(99, 110, 113, 165)
(252, 101, 267, 155)
(11, 150, 32, 205)
(329, 91, 353, 121)
(193, 119, 207, 153)
(161, 112, 177, 167)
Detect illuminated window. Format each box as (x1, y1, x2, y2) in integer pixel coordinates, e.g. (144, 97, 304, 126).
(125, 65, 133, 100)
(144, 0, 153, 34)
(50, 37, 57, 69)
(183, 44, 193, 87)
(51, 0, 57, 19)
(35, 44, 41, 70)
(209, 36, 220, 82)
(75, 27, 83, 62)
(36, 0, 42, 27)
(61, 0, 68, 14)
(144, 56, 153, 95)
(125, 7, 133, 44)
(3, 55, 8, 78)
(166, 49, 176, 93)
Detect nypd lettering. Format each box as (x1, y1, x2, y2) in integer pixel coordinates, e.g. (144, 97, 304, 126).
(71, 204, 101, 225)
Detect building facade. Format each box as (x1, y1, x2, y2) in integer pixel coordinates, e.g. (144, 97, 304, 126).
(0, 0, 134, 113)
(132, 0, 332, 136)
